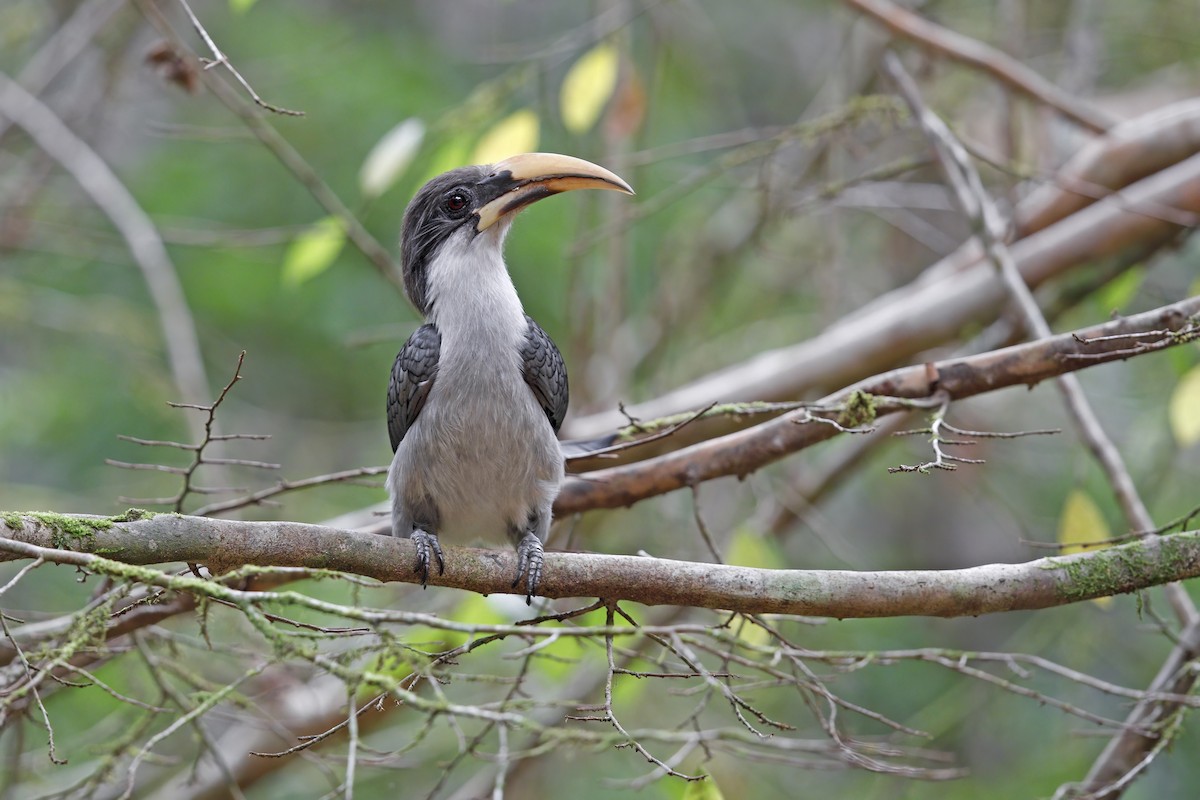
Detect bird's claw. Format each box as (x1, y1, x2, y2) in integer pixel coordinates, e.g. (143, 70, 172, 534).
(410, 529, 444, 587)
(513, 533, 544, 605)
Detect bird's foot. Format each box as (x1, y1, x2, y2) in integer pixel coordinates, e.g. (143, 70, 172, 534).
(410, 529, 444, 587)
(513, 532, 544, 605)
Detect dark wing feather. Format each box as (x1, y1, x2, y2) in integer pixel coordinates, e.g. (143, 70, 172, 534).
(520, 315, 569, 434)
(387, 323, 441, 452)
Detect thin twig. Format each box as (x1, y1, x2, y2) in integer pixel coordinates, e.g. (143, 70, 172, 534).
(0, 558, 43, 599)
(175, 0, 304, 116)
(846, 0, 1114, 133)
(191, 466, 389, 517)
(566, 401, 722, 461)
(690, 486, 724, 563)
(134, 0, 403, 290)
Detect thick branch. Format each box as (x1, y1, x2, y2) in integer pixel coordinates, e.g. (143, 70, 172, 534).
(557, 296, 1199, 513)
(2, 516, 1200, 619)
(1016, 99, 1200, 237)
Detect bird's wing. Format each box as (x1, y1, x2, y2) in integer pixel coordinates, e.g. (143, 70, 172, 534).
(387, 323, 441, 453)
(521, 315, 569, 434)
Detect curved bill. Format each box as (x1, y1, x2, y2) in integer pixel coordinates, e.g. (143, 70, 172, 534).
(476, 152, 634, 232)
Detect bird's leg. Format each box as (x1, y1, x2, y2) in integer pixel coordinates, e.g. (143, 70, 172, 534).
(409, 528, 444, 587)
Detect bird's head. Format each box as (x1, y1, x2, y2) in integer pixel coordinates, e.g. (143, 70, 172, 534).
(399, 153, 633, 314)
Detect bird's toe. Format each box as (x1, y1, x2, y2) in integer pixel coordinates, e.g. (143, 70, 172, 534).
(410, 529, 445, 587)
(513, 533, 544, 604)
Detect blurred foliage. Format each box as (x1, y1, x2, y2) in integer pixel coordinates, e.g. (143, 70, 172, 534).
(1, 0, 1200, 798)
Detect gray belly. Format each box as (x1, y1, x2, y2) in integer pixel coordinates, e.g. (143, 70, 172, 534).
(389, 372, 563, 544)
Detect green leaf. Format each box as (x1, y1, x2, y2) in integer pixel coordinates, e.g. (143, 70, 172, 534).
(725, 524, 785, 570)
(359, 648, 412, 700)
(1169, 364, 1200, 447)
(281, 217, 345, 286)
(450, 593, 511, 627)
(560, 42, 620, 134)
(359, 118, 425, 198)
(471, 109, 539, 165)
(529, 603, 608, 683)
(1097, 267, 1143, 312)
(228, 0, 257, 14)
(731, 613, 772, 650)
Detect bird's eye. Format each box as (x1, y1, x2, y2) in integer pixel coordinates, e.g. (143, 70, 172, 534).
(443, 191, 468, 214)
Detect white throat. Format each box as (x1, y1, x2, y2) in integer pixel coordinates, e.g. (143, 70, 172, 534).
(425, 225, 527, 347)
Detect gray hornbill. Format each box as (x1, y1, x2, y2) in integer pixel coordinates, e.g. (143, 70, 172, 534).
(387, 152, 634, 602)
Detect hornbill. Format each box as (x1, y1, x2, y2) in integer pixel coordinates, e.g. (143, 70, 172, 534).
(386, 152, 634, 602)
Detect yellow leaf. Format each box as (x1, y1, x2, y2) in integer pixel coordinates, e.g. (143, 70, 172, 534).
(1169, 365, 1200, 447)
(281, 217, 345, 286)
(471, 109, 539, 166)
(1057, 490, 1111, 556)
(359, 118, 425, 198)
(560, 42, 620, 134)
(681, 774, 726, 800)
(1058, 489, 1113, 607)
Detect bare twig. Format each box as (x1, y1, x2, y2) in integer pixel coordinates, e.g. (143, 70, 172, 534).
(175, 0, 304, 116)
(571, 605, 703, 782)
(0, 558, 43, 599)
(566, 401, 722, 462)
(191, 466, 389, 517)
(133, 635, 250, 800)
(890, 397, 1060, 473)
(134, 0, 404, 291)
(691, 486, 723, 563)
(844, 0, 1114, 133)
(884, 49, 1193, 602)
(108, 351, 267, 514)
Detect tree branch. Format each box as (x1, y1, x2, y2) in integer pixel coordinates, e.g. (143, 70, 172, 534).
(2, 515, 1200, 619)
(556, 295, 1199, 513)
(842, 0, 1115, 133)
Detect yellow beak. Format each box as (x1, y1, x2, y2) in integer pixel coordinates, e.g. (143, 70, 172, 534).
(476, 152, 634, 232)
